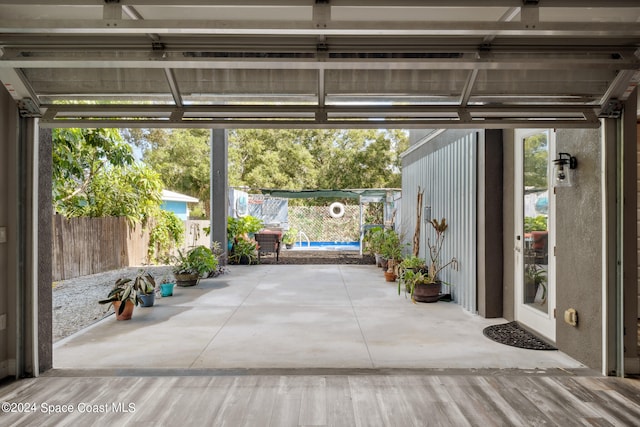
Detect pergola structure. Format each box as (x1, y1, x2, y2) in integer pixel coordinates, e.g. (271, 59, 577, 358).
(0, 1, 638, 129)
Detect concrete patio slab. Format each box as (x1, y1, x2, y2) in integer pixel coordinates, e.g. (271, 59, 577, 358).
(54, 264, 586, 371)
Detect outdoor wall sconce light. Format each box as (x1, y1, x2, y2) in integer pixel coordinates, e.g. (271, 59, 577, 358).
(553, 152, 577, 187)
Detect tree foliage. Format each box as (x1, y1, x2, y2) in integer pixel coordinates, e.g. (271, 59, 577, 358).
(53, 128, 163, 223)
(148, 210, 184, 263)
(228, 129, 407, 190)
(125, 128, 408, 210)
(228, 129, 321, 190)
(128, 128, 211, 208)
(523, 133, 548, 190)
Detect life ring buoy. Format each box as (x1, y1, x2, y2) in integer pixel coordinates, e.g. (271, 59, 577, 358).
(329, 202, 345, 219)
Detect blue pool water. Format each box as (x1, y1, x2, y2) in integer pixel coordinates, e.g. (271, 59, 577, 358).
(291, 241, 360, 251)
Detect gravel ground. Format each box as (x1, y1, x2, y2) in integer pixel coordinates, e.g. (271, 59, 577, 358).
(52, 251, 375, 342)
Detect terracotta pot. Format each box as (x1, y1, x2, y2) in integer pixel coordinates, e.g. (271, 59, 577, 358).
(384, 271, 397, 282)
(413, 281, 441, 303)
(174, 273, 199, 287)
(113, 300, 134, 320)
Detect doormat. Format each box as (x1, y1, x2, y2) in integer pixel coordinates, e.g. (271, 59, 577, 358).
(483, 321, 557, 350)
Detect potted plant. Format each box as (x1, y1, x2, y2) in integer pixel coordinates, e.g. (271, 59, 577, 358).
(173, 245, 219, 286)
(228, 238, 258, 265)
(209, 241, 227, 277)
(241, 215, 264, 238)
(282, 228, 297, 249)
(398, 255, 427, 272)
(134, 271, 157, 307)
(401, 270, 439, 302)
(525, 264, 547, 304)
(409, 218, 458, 303)
(397, 255, 427, 293)
(228, 215, 264, 243)
(228, 215, 264, 261)
(380, 229, 403, 280)
(98, 278, 138, 320)
(363, 226, 385, 267)
(158, 275, 175, 297)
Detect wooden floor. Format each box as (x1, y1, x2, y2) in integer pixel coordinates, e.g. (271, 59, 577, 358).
(1, 371, 639, 426)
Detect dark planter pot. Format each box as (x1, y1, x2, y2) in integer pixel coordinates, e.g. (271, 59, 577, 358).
(138, 293, 155, 307)
(413, 281, 442, 303)
(384, 271, 397, 282)
(285, 243, 293, 249)
(380, 257, 389, 270)
(174, 273, 199, 287)
(160, 283, 174, 296)
(113, 300, 134, 320)
(374, 253, 382, 267)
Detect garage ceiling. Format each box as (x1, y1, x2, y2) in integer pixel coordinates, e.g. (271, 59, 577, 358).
(0, 0, 639, 128)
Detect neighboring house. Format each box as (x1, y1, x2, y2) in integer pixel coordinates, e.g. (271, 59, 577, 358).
(161, 190, 199, 221)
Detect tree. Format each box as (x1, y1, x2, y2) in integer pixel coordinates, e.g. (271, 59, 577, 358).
(53, 128, 133, 205)
(228, 129, 407, 191)
(125, 128, 409, 211)
(228, 129, 319, 190)
(315, 129, 407, 190)
(130, 128, 211, 213)
(523, 133, 548, 190)
(53, 128, 163, 223)
(85, 163, 164, 223)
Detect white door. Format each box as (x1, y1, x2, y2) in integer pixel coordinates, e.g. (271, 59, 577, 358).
(514, 129, 556, 342)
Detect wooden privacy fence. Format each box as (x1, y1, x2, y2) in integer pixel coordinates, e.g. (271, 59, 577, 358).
(52, 215, 150, 281)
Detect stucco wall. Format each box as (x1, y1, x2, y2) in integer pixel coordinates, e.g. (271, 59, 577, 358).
(0, 88, 19, 380)
(555, 128, 602, 369)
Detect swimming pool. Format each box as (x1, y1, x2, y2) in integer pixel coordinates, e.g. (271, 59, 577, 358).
(290, 241, 360, 251)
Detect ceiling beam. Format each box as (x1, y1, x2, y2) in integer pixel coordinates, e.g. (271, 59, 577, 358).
(37, 117, 601, 130)
(2, 53, 636, 71)
(459, 69, 479, 107)
(0, 0, 636, 6)
(1, 19, 639, 37)
(42, 103, 599, 116)
(0, 67, 39, 102)
(38, 100, 601, 128)
(163, 68, 183, 107)
(317, 68, 325, 108)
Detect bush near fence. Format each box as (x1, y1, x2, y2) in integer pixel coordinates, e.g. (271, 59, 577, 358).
(288, 205, 360, 242)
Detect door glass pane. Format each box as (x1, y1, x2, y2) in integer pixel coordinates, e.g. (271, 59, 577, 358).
(522, 132, 549, 314)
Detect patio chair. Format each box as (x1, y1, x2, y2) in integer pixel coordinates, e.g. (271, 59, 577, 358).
(255, 232, 281, 263)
